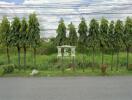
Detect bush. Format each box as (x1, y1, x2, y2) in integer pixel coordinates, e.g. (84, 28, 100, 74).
(37, 41, 57, 55)
(100, 64, 108, 75)
(2, 64, 15, 74)
(128, 64, 132, 70)
(0, 62, 5, 66)
(37, 63, 50, 70)
(77, 61, 100, 69)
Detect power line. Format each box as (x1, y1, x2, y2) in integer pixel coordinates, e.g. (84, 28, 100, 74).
(0, 3, 132, 9)
(0, 12, 132, 16)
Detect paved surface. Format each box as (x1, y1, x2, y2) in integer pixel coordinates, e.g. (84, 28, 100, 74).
(0, 77, 132, 100)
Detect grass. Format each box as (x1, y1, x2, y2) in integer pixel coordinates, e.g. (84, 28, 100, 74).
(0, 67, 132, 77)
(0, 49, 132, 77)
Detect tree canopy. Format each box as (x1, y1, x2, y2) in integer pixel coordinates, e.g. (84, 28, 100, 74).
(68, 22, 78, 46)
(78, 18, 88, 46)
(28, 13, 40, 48)
(56, 18, 67, 46)
(99, 17, 109, 49)
(88, 18, 99, 48)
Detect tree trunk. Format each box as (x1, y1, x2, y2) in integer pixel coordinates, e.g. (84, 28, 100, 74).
(116, 51, 119, 71)
(102, 49, 104, 65)
(92, 47, 95, 71)
(17, 46, 21, 67)
(111, 51, 114, 71)
(82, 55, 85, 72)
(24, 45, 26, 67)
(61, 53, 64, 73)
(7, 46, 10, 64)
(33, 48, 36, 66)
(72, 57, 75, 72)
(126, 48, 129, 70)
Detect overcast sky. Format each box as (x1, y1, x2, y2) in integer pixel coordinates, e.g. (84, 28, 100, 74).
(0, 0, 132, 37)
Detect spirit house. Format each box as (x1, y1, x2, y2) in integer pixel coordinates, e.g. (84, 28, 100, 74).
(57, 45, 76, 58)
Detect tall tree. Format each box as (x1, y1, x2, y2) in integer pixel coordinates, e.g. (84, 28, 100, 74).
(123, 17, 132, 69)
(11, 17, 21, 66)
(0, 16, 11, 64)
(88, 18, 99, 71)
(78, 18, 88, 51)
(68, 22, 78, 46)
(78, 18, 88, 72)
(28, 13, 40, 66)
(20, 17, 28, 67)
(114, 20, 124, 71)
(108, 21, 115, 71)
(99, 17, 109, 65)
(56, 18, 67, 46)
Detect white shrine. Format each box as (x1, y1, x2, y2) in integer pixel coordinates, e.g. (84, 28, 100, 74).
(57, 45, 76, 58)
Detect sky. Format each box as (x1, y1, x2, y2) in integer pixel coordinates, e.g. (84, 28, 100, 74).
(0, 0, 132, 37)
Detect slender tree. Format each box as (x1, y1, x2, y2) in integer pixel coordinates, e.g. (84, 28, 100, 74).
(56, 18, 67, 46)
(11, 17, 21, 66)
(0, 16, 11, 64)
(68, 22, 78, 46)
(123, 17, 132, 69)
(99, 17, 109, 65)
(78, 18, 88, 72)
(88, 18, 99, 71)
(78, 18, 88, 50)
(114, 20, 124, 71)
(108, 21, 115, 71)
(28, 13, 40, 66)
(20, 17, 28, 67)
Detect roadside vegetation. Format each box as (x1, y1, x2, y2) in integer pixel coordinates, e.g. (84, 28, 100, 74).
(0, 13, 132, 76)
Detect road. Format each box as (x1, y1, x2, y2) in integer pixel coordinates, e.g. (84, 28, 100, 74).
(0, 76, 132, 100)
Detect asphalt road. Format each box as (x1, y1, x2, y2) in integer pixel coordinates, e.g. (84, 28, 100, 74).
(0, 76, 132, 100)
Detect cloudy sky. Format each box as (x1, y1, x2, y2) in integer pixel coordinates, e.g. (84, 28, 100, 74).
(0, 0, 132, 37)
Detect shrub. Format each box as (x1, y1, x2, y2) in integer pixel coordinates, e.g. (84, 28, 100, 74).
(100, 64, 108, 75)
(77, 61, 100, 69)
(37, 64, 49, 70)
(128, 64, 132, 70)
(37, 41, 57, 55)
(0, 62, 5, 65)
(2, 64, 15, 74)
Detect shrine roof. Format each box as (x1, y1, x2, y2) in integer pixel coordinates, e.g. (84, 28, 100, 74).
(57, 45, 76, 48)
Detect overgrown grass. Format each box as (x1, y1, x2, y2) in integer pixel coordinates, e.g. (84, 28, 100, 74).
(0, 49, 132, 77)
(1, 67, 132, 77)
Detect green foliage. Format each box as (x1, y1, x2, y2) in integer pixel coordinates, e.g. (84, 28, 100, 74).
(123, 17, 132, 48)
(88, 18, 100, 70)
(2, 64, 15, 74)
(20, 17, 28, 67)
(0, 16, 11, 64)
(11, 16, 21, 47)
(68, 22, 78, 46)
(11, 16, 21, 66)
(99, 17, 109, 49)
(56, 18, 67, 46)
(28, 13, 40, 65)
(28, 13, 40, 48)
(38, 40, 57, 55)
(108, 21, 115, 49)
(114, 20, 124, 70)
(0, 15, 132, 75)
(78, 18, 88, 50)
(123, 17, 132, 69)
(0, 16, 11, 46)
(20, 17, 28, 47)
(99, 18, 109, 64)
(114, 20, 124, 51)
(88, 18, 99, 48)
(108, 21, 115, 71)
